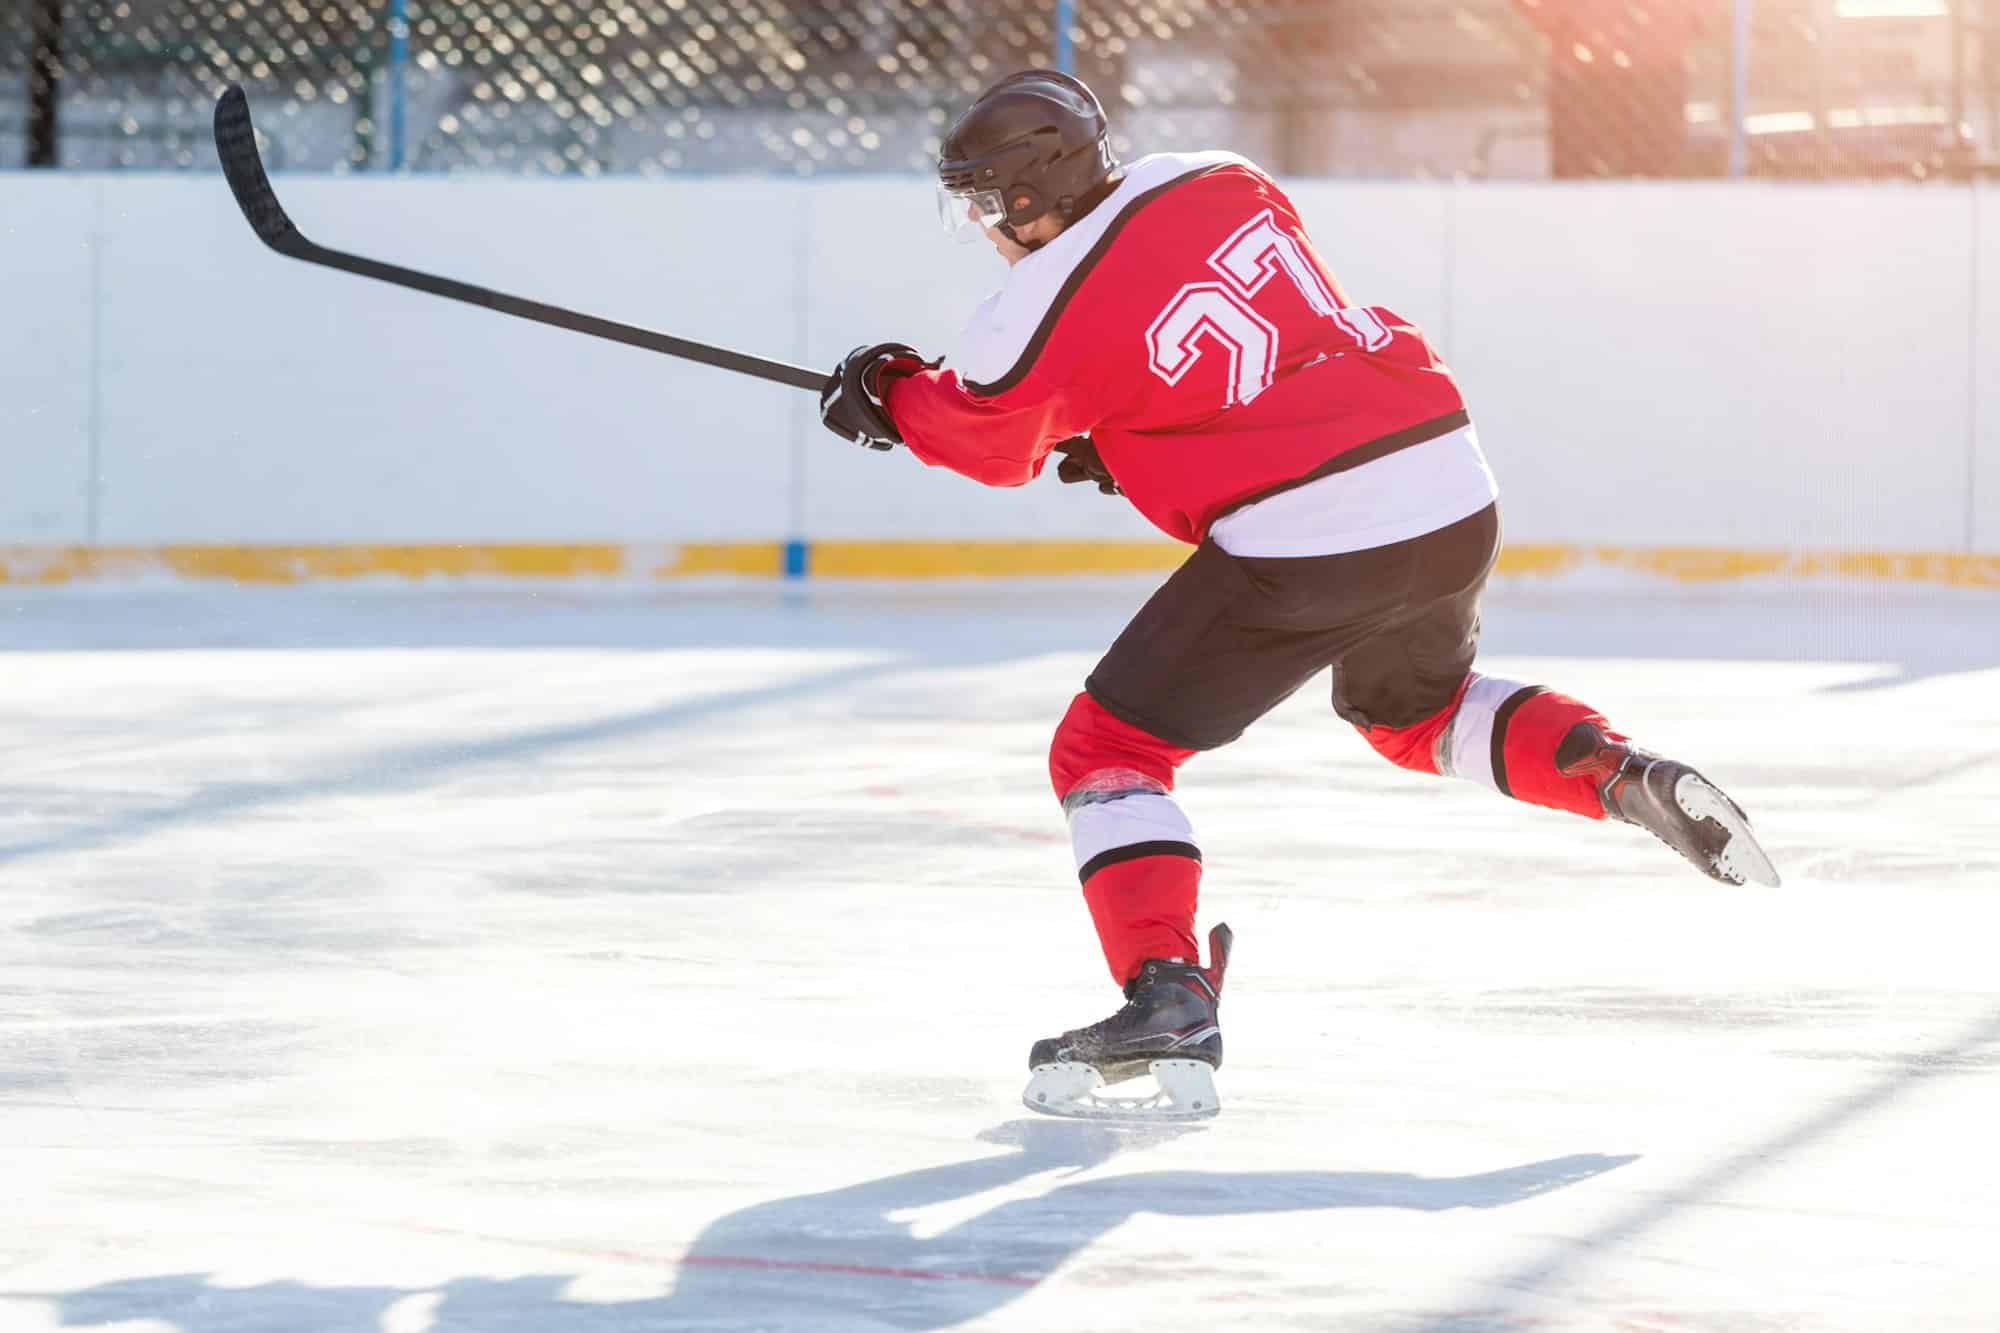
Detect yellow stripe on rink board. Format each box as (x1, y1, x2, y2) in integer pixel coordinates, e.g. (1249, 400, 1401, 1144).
(157, 543, 631, 583)
(0, 543, 781, 585)
(1496, 545, 2000, 590)
(808, 540, 1188, 579)
(817, 541, 2000, 587)
(0, 541, 1996, 588)
(641, 544, 787, 578)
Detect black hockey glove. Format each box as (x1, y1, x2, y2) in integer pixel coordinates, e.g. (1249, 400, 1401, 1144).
(1051, 436, 1121, 495)
(819, 342, 932, 451)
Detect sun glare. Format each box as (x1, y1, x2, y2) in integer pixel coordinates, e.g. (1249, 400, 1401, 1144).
(1833, 0, 1950, 16)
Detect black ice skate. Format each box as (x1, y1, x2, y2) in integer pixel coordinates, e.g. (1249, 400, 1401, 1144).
(1558, 724, 1780, 887)
(1022, 923, 1232, 1121)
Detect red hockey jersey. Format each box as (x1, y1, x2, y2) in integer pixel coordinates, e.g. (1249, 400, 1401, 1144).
(884, 152, 1472, 546)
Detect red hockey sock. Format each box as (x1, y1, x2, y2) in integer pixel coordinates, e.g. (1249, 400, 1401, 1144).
(1494, 688, 1623, 819)
(1081, 854, 1202, 985)
(1361, 673, 1621, 821)
(1051, 692, 1205, 985)
(1358, 674, 1475, 776)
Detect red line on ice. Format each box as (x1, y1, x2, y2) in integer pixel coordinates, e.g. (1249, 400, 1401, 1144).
(389, 1222, 1040, 1288)
(679, 1252, 1039, 1287)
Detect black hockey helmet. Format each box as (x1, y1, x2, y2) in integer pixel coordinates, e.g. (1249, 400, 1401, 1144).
(937, 69, 1119, 246)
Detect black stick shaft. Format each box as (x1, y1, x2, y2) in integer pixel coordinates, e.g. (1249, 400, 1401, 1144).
(212, 85, 822, 393)
(294, 237, 824, 391)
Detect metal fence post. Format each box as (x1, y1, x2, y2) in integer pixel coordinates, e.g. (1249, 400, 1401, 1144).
(1730, 0, 1751, 179)
(1055, 0, 1075, 75)
(388, 0, 410, 169)
(28, 0, 62, 166)
(1949, 0, 1968, 175)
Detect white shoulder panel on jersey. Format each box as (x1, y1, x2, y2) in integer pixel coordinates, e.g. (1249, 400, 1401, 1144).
(952, 150, 1256, 391)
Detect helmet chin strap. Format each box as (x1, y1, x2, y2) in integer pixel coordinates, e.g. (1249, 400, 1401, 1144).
(999, 220, 1044, 252)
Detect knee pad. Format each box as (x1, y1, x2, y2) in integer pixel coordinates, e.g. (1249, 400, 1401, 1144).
(1357, 673, 1475, 775)
(1050, 692, 1204, 984)
(1048, 691, 1197, 802)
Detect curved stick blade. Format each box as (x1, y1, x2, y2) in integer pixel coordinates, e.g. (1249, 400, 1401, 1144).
(213, 85, 306, 254)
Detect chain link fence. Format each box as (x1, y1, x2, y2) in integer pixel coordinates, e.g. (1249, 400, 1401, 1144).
(1, 1, 1992, 178)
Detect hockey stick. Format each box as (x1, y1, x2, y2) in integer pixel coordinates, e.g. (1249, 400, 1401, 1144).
(211, 85, 824, 392)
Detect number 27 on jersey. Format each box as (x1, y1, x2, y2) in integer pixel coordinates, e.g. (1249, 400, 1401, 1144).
(1146, 207, 1392, 409)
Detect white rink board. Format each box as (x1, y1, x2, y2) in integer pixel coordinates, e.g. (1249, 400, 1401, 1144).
(0, 175, 1991, 552)
(1451, 183, 1977, 552)
(2, 580, 1998, 1331)
(0, 176, 96, 543)
(1977, 177, 1999, 552)
(87, 176, 797, 544)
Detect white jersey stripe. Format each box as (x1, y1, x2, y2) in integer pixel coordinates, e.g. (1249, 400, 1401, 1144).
(1208, 422, 1499, 559)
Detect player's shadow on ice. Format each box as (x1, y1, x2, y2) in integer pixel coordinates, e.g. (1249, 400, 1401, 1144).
(31, 1122, 1634, 1331)
(635, 1120, 1633, 1327)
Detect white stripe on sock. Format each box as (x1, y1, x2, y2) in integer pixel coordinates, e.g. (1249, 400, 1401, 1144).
(1439, 673, 1533, 794)
(1067, 791, 1197, 873)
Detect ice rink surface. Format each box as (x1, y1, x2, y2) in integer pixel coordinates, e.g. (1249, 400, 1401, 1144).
(3, 575, 1997, 1332)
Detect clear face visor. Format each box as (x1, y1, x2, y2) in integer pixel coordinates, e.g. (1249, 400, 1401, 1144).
(937, 184, 1008, 244)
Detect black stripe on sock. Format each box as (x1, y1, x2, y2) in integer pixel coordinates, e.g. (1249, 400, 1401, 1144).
(1078, 840, 1202, 885)
(1488, 686, 1547, 800)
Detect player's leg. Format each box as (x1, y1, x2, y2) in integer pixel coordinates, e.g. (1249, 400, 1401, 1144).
(1335, 508, 1779, 885)
(1052, 540, 1348, 990)
(1028, 542, 1344, 1108)
(1048, 690, 1204, 983)
(1328, 504, 1612, 819)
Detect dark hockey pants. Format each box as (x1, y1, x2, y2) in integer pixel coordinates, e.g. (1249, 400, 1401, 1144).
(1047, 504, 1625, 984)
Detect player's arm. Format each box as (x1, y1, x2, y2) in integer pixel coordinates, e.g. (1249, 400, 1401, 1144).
(818, 343, 1089, 489)
(887, 362, 1094, 488)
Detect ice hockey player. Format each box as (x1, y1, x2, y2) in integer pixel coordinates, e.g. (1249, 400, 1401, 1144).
(818, 70, 1780, 1119)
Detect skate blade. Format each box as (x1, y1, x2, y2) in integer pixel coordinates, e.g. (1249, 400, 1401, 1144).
(1021, 1059, 1220, 1122)
(1675, 773, 1781, 888)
